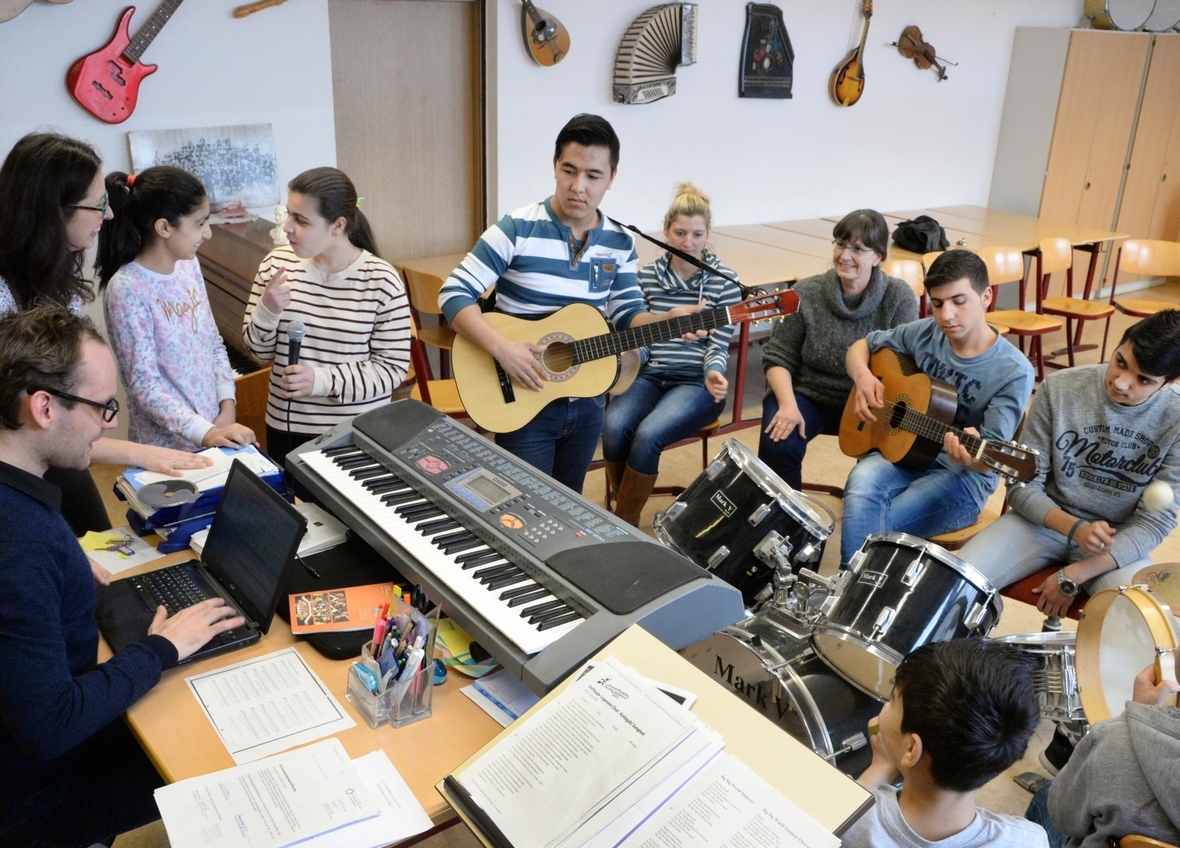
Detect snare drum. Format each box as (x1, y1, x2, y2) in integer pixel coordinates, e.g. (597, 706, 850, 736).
(1085, 0, 1156, 29)
(654, 440, 835, 607)
(993, 632, 1084, 722)
(1076, 585, 1180, 723)
(811, 533, 1003, 700)
(680, 609, 881, 776)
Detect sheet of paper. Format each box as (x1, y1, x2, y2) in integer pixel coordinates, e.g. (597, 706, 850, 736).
(154, 738, 380, 848)
(576, 660, 698, 710)
(618, 753, 839, 848)
(186, 647, 355, 764)
(131, 445, 280, 488)
(461, 669, 541, 727)
(79, 529, 164, 575)
(458, 657, 698, 848)
(298, 750, 433, 848)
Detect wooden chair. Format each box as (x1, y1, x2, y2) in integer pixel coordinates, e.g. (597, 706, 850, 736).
(1119, 836, 1180, 848)
(999, 563, 1088, 621)
(402, 264, 457, 380)
(979, 245, 1063, 381)
(882, 258, 927, 317)
(601, 418, 721, 511)
(407, 321, 467, 418)
(1102, 239, 1180, 360)
(1037, 236, 1115, 368)
(233, 366, 271, 453)
(929, 507, 1000, 552)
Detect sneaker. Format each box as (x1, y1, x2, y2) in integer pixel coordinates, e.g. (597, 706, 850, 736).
(1038, 725, 1076, 776)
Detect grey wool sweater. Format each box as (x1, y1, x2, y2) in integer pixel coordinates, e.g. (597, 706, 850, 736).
(761, 266, 919, 408)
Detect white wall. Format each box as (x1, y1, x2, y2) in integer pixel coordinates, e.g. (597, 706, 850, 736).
(491, 0, 1084, 229)
(0, 0, 335, 189)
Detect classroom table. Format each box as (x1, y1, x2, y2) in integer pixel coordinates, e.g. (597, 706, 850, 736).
(98, 549, 503, 828)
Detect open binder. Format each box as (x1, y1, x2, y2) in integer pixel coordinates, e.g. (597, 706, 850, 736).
(437, 626, 873, 848)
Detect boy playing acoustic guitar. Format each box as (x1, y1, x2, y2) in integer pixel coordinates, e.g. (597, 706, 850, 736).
(841, 249, 1035, 568)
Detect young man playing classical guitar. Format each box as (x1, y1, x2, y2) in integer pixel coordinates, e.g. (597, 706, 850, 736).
(840, 249, 1035, 568)
(439, 114, 702, 494)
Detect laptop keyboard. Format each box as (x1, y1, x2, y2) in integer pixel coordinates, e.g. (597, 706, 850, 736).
(130, 567, 240, 647)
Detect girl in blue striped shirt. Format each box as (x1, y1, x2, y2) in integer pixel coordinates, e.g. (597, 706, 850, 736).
(602, 183, 741, 527)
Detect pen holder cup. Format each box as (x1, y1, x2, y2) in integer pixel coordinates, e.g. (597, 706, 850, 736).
(346, 602, 436, 729)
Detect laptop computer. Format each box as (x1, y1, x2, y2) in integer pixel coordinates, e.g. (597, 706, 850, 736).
(97, 459, 308, 664)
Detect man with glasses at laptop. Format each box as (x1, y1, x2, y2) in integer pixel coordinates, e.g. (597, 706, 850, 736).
(0, 304, 244, 847)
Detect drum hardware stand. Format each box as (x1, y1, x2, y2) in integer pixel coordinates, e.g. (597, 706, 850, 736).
(796, 568, 852, 619)
(1043, 615, 1064, 632)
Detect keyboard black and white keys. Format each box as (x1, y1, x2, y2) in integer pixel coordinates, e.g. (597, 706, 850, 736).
(289, 399, 744, 695)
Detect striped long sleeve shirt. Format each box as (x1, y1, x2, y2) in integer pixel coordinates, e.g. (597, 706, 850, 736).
(243, 246, 411, 435)
(438, 199, 644, 329)
(639, 250, 742, 376)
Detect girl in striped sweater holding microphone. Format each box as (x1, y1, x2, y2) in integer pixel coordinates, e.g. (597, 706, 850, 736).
(601, 183, 741, 527)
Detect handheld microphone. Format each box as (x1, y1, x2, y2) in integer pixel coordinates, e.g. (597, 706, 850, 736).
(287, 321, 306, 366)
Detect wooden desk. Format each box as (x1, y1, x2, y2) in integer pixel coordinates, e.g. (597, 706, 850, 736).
(400, 253, 468, 283)
(440, 625, 872, 842)
(636, 231, 827, 288)
(99, 550, 502, 826)
(713, 224, 837, 258)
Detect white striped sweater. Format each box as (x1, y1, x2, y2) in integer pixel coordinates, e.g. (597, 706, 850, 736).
(243, 246, 411, 435)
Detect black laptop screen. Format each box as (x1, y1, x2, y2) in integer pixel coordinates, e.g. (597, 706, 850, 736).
(201, 460, 306, 628)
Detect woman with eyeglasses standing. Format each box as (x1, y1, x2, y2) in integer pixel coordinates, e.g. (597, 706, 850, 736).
(0, 132, 212, 537)
(757, 209, 918, 490)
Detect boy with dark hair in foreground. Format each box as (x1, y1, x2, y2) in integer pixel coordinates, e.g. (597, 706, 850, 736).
(843, 638, 1048, 847)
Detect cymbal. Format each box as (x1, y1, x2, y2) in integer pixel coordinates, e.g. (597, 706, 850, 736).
(1133, 564, 1180, 611)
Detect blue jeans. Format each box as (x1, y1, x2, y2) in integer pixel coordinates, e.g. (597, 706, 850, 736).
(757, 390, 844, 492)
(601, 371, 725, 475)
(1025, 783, 1067, 848)
(840, 452, 983, 567)
(495, 396, 605, 493)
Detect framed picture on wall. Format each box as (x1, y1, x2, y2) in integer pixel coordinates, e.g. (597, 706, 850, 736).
(128, 123, 280, 211)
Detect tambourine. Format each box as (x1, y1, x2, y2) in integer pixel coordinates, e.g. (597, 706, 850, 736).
(1076, 585, 1180, 724)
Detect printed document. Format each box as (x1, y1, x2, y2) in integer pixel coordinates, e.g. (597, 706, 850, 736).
(619, 753, 839, 848)
(154, 738, 380, 848)
(186, 647, 355, 764)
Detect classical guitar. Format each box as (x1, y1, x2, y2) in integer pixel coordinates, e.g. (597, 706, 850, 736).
(520, 0, 569, 66)
(66, 1, 186, 124)
(829, 0, 872, 107)
(838, 349, 1040, 484)
(0, 0, 71, 24)
(452, 290, 798, 433)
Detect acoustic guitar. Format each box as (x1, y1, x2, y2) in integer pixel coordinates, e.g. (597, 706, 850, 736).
(520, 0, 569, 66)
(838, 349, 1040, 484)
(452, 290, 798, 434)
(0, 0, 70, 24)
(829, 0, 872, 107)
(66, 1, 186, 124)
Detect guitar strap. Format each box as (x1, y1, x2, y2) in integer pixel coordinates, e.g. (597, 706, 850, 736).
(605, 217, 766, 299)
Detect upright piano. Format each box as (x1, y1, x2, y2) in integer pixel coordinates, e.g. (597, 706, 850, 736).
(289, 400, 745, 694)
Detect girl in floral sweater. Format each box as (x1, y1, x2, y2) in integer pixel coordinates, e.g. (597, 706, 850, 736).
(97, 166, 255, 450)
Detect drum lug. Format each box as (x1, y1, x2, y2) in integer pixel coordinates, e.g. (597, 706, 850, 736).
(902, 560, 926, 586)
(666, 502, 686, 520)
(827, 732, 868, 761)
(848, 550, 866, 573)
(707, 546, 731, 569)
(795, 541, 822, 564)
(965, 601, 988, 631)
(705, 456, 726, 481)
(749, 503, 772, 526)
(870, 606, 896, 639)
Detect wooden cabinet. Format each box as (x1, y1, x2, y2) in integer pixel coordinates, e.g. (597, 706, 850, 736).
(990, 29, 1180, 295)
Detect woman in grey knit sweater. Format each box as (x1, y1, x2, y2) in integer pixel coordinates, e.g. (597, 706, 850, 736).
(758, 209, 918, 490)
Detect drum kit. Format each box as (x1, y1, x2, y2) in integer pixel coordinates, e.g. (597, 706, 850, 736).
(666, 439, 1180, 775)
(1085, 0, 1180, 30)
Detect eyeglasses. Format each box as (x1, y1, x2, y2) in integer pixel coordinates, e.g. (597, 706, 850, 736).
(64, 192, 109, 215)
(832, 240, 876, 256)
(28, 386, 119, 422)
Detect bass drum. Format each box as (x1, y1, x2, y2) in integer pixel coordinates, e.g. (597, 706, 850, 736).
(1085, 0, 1156, 29)
(680, 609, 881, 776)
(1144, 0, 1180, 29)
(654, 440, 834, 607)
(811, 532, 1003, 700)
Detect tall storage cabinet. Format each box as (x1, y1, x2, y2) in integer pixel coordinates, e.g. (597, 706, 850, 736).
(990, 29, 1180, 294)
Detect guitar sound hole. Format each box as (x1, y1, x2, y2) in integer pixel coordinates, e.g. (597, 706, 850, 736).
(541, 341, 575, 376)
(888, 402, 907, 429)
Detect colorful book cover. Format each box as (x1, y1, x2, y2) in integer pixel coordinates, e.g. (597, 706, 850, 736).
(289, 583, 398, 634)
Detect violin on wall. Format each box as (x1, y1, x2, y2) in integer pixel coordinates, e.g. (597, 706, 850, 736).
(829, 0, 872, 107)
(893, 25, 950, 81)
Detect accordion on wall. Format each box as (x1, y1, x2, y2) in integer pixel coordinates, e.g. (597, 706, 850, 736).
(613, 3, 698, 105)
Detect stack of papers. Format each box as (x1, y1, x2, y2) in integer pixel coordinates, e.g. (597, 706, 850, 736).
(448, 656, 837, 848)
(155, 738, 433, 848)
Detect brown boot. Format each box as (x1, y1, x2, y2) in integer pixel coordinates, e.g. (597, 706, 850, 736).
(614, 466, 658, 529)
(605, 460, 626, 506)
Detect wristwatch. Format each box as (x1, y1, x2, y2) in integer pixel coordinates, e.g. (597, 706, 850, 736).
(1057, 568, 1079, 597)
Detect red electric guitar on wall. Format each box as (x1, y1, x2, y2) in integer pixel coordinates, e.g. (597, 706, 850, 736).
(67, 0, 186, 124)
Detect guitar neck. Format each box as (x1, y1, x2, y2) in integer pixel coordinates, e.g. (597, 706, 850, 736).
(855, 18, 870, 63)
(571, 306, 733, 363)
(894, 403, 986, 456)
(123, 0, 185, 64)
